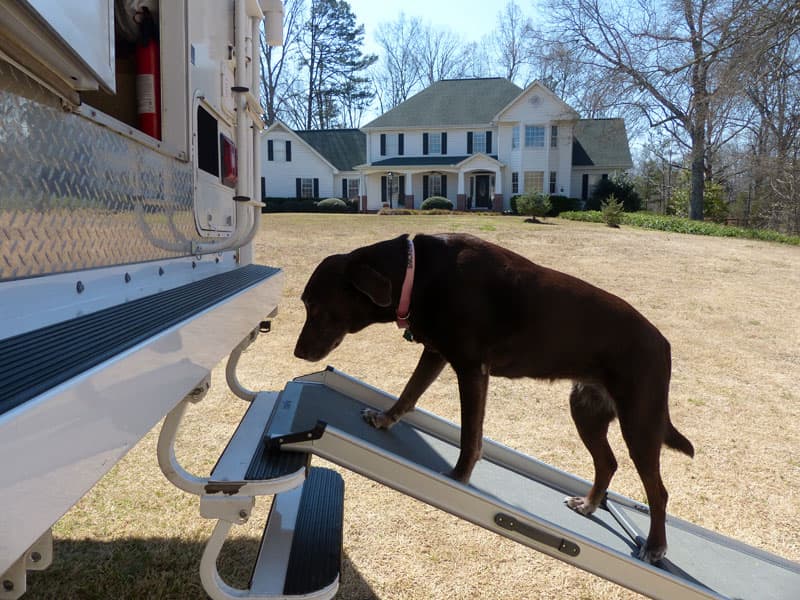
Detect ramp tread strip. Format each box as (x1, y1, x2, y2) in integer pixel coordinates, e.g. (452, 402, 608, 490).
(0, 265, 280, 417)
(283, 467, 344, 595)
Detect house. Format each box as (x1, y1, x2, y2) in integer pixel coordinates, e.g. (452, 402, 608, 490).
(261, 78, 633, 211)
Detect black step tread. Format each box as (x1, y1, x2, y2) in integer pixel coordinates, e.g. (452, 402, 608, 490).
(284, 467, 344, 595)
(0, 264, 280, 417)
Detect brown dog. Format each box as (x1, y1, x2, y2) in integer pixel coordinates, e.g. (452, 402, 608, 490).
(294, 233, 694, 563)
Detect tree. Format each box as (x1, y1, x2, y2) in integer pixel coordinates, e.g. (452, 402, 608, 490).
(259, 0, 305, 126)
(491, 2, 532, 84)
(416, 24, 468, 85)
(300, 0, 377, 129)
(373, 14, 423, 111)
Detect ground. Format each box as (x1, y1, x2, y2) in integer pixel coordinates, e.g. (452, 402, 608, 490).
(27, 213, 800, 599)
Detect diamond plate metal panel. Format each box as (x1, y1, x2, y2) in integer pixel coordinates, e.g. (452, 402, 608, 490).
(0, 60, 201, 282)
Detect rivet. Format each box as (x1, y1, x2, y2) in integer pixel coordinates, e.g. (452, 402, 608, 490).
(192, 261, 197, 269)
(76, 281, 85, 294)
(2, 580, 13, 591)
(239, 510, 248, 519)
(124, 273, 131, 283)
(158, 267, 165, 276)
(30, 551, 41, 563)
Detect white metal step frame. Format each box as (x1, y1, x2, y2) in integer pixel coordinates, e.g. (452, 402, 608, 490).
(266, 367, 800, 600)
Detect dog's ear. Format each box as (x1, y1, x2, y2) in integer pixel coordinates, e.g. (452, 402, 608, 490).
(348, 263, 392, 307)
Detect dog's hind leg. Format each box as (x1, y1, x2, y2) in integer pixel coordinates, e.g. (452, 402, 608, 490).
(362, 347, 446, 429)
(565, 382, 618, 516)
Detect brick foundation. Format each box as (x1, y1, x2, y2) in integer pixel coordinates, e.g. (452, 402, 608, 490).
(457, 194, 467, 211)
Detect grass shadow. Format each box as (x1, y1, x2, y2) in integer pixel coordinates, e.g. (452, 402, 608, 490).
(26, 537, 378, 599)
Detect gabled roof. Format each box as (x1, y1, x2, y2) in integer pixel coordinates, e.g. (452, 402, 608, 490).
(363, 78, 523, 129)
(295, 129, 365, 171)
(494, 80, 579, 121)
(572, 119, 633, 169)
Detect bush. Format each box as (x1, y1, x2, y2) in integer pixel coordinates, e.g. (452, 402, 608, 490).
(262, 197, 357, 213)
(601, 194, 624, 228)
(516, 192, 552, 222)
(420, 196, 453, 210)
(548, 195, 584, 216)
(316, 197, 348, 210)
(510, 195, 521, 215)
(588, 173, 641, 212)
(668, 180, 729, 223)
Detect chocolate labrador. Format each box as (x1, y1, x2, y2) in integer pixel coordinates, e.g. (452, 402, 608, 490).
(294, 233, 694, 563)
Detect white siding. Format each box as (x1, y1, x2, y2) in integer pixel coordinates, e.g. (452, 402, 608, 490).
(261, 131, 335, 198)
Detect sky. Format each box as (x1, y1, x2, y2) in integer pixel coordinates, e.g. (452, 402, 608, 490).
(345, 0, 503, 54)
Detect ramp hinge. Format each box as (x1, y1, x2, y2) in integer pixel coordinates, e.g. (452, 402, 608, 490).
(268, 421, 327, 449)
(495, 513, 580, 557)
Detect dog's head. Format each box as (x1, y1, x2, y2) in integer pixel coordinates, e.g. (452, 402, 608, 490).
(294, 249, 396, 362)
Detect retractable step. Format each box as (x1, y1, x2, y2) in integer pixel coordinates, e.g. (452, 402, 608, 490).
(264, 367, 800, 600)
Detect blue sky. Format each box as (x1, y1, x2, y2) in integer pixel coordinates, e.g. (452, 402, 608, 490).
(346, 0, 506, 53)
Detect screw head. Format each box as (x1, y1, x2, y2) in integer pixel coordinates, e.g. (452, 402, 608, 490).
(238, 510, 248, 519)
(76, 281, 85, 294)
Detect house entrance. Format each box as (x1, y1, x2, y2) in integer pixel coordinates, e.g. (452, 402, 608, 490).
(474, 174, 492, 209)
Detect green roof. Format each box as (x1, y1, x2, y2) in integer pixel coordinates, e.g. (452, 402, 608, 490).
(572, 119, 632, 168)
(295, 129, 365, 171)
(363, 78, 523, 128)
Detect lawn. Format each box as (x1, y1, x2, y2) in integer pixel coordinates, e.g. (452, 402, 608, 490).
(28, 213, 800, 599)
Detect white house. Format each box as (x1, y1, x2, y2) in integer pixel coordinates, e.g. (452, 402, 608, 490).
(261, 78, 633, 211)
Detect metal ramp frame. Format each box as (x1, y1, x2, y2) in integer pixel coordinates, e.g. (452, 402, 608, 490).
(261, 367, 800, 600)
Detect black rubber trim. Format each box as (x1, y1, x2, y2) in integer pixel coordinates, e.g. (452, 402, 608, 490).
(245, 440, 310, 481)
(283, 467, 344, 595)
(495, 513, 580, 557)
(0, 264, 280, 417)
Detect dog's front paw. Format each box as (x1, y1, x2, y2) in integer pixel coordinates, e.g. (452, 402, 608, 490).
(564, 495, 599, 516)
(361, 408, 395, 429)
(637, 543, 667, 564)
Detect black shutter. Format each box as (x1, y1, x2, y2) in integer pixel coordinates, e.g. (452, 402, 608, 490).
(422, 133, 429, 155)
(285, 140, 292, 161)
(398, 133, 404, 155)
(399, 175, 405, 205)
(261, 177, 266, 200)
(441, 132, 447, 154)
(342, 178, 348, 198)
(267, 139, 274, 161)
(441, 175, 447, 197)
(486, 131, 492, 153)
(380, 134, 386, 156)
(295, 178, 301, 199)
(313, 178, 319, 199)
(422, 175, 429, 200)
(467, 131, 473, 154)
(381, 176, 387, 203)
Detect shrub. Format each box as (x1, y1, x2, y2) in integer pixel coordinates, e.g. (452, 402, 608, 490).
(548, 195, 584, 216)
(420, 196, 453, 210)
(668, 180, 729, 223)
(510, 195, 521, 215)
(516, 192, 552, 222)
(316, 197, 348, 210)
(588, 173, 641, 212)
(601, 194, 624, 228)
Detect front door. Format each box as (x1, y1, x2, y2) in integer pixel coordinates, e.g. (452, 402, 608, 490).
(475, 175, 491, 209)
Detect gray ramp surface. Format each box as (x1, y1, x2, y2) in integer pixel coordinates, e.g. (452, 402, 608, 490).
(266, 370, 800, 600)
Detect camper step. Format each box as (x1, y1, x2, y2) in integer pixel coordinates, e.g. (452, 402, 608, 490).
(205, 391, 309, 497)
(248, 467, 344, 598)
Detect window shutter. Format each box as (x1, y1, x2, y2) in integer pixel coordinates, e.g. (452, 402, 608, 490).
(441, 175, 447, 197)
(422, 175, 428, 200)
(380, 134, 386, 156)
(486, 131, 492, 153)
(398, 133, 404, 155)
(381, 176, 387, 203)
(399, 175, 405, 205)
(342, 178, 348, 198)
(295, 178, 301, 199)
(285, 140, 292, 161)
(267, 139, 274, 161)
(441, 132, 447, 154)
(313, 178, 319, 198)
(422, 133, 428, 155)
(261, 177, 266, 200)
(467, 131, 473, 154)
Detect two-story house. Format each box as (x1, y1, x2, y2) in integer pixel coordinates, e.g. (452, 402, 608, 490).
(261, 78, 633, 212)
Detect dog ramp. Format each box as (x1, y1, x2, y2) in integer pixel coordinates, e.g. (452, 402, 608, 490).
(261, 367, 800, 600)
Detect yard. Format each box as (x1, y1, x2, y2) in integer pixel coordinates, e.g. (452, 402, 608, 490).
(28, 213, 800, 599)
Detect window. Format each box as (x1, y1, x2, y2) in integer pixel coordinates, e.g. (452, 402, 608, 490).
(549, 171, 557, 194)
(300, 178, 314, 199)
(524, 171, 544, 194)
(473, 131, 486, 153)
(429, 133, 441, 154)
(348, 178, 360, 199)
(524, 125, 544, 147)
(512, 172, 519, 194)
(551, 126, 558, 148)
(430, 174, 442, 196)
(386, 135, 398, 156)
(512, 126, 520, 149)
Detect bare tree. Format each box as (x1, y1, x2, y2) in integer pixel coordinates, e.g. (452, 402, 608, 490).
(373, 14, 423, 111)
(416, 24, 468, 85)
(259, 0, 305, 126)
(491, 1, 532, 84)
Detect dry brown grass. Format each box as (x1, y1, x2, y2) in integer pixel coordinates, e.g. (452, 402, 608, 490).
(28, 213, 799, 599)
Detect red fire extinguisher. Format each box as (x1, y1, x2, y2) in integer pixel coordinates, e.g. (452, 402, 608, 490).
(135, 7, 161, 140)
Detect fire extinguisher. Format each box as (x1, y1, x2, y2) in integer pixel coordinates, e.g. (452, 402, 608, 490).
(135, 7, 161, 140)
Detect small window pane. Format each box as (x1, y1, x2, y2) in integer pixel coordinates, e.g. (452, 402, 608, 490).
(301, 178, 313, 198)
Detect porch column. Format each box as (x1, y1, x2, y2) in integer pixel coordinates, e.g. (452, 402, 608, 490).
(457, 170, 466, 211)
(404, 171, 414, 209)
(493, 169, 503, 212)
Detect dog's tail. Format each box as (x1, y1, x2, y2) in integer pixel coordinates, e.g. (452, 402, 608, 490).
(665, 423, 695, 458)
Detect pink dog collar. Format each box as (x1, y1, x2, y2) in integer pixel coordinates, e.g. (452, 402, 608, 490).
(396, 238, 415, 328)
